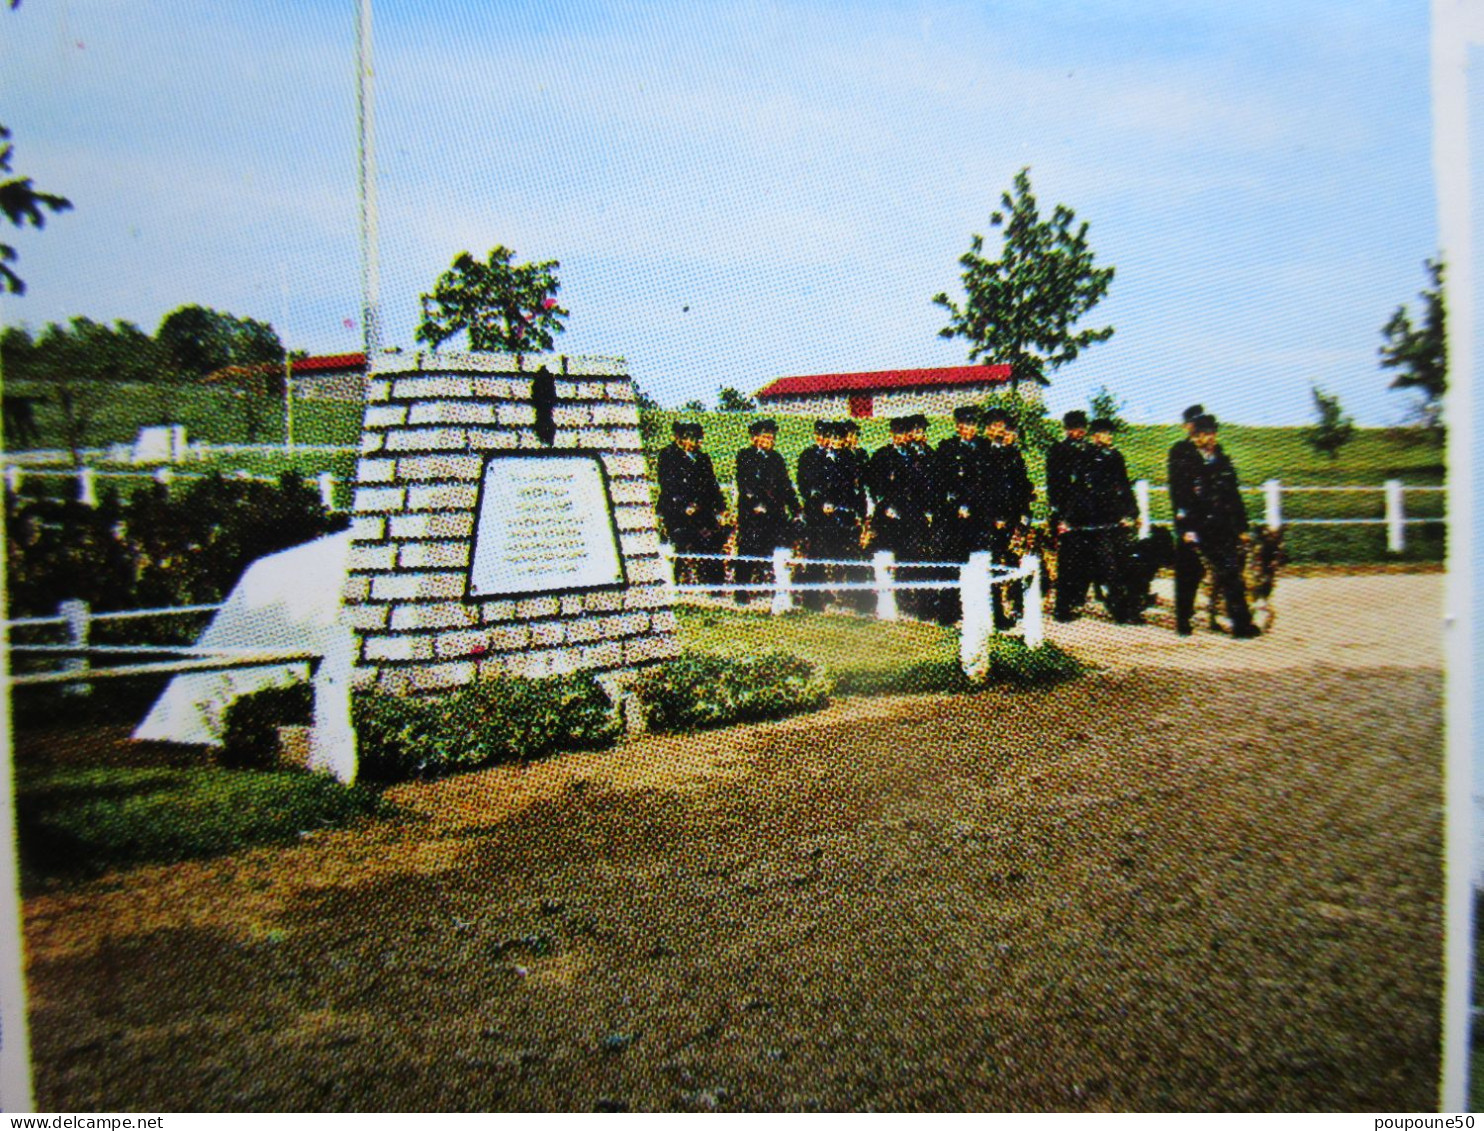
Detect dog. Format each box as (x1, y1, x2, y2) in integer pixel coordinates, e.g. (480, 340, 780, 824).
(1203, 524, 1286, 632)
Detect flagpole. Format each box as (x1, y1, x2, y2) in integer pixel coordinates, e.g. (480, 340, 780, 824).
(357, 0, 380, 367)
(280, 262, 294, 453)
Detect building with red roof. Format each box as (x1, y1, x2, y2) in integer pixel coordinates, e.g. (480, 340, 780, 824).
(287, 352, 368, 401)
(754, 364, 1018, 419)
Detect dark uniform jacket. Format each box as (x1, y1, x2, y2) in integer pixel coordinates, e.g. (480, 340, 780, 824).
(656, 444, 726, 537)
(1045, 437, 1089, 523)
(735, 446, 799, 526)
(1167, 438, 1202, 505)
(935, 436, 988, 523)
(867, 443, 936, 551)
(982, 442, 1035, 526)
(1170, 445, 1249, 542)
(799, 448, 863, 528)
(1080, 444, 1139, 527)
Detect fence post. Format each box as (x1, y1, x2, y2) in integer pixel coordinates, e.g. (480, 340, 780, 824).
(770, 546, 793, 616)
(1134, 479, 1151, 540)
(76, 466, 97, 507)
(1263, 479, 1283, 529)
(58, 599, 91, 697)
(318, 472, 336, 511)
(1022, 556, 1044, 648)
(154, 466, 173, 486)
(873, 550, 899, 621)
(308, 628, 358, 785)
(959, 551, 993, 679)
(1385, 479, 1406, 552)
(658, 542, 678, 598)
(4, 467, 21, 495)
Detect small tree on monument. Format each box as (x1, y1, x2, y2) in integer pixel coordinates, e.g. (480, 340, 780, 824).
(415, 246, 569, 358)
(1303, 386, 1356, 461)
(933, 167, 1115, 393)
(1379, 257, 1445, 438)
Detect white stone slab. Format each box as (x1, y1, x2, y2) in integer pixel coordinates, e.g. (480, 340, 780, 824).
(469, 454, 624, 597)
(133, 530, 353, 745)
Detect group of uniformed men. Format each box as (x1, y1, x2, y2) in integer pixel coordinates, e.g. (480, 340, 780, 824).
(655, 400, 1261, 637)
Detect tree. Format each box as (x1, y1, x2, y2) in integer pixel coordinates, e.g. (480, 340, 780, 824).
(415, 246, 568, 353)
(681, 399, 706, 414)
(1087, 385, 1127, 430)
(156, 305, 282, 381)
(1, 3, 72, 296)
(717, 386, 756, 413)
(1303, 386, 1356, 461)
(934, 167, 1115, 390)
(1380, 257, 1445, 431)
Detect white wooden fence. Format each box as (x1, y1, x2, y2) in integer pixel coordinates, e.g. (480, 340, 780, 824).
(6, 601, 358, 783)
(4, 465, 344, 511)
(658, 544, 1044, 678)
(1132, 478, 1444, 552)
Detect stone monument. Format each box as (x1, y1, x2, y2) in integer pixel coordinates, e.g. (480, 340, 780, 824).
(340, 352, 681, 695)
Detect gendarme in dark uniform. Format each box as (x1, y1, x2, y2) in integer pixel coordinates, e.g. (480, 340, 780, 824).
(869, 416, 937, 618)
(1047, 410, 1092, 620)
(799, 422, 864, 610)
(1078, 418, 1142, 622)
(1169, 413, 1258, 637)
(981, 409, 1036, 627)
(734, 418, 799, 603)
(656, 421, 728, 585)
(933, 406, 989, 624)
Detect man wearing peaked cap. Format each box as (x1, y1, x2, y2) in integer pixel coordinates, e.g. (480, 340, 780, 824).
(1047, 410, 1092, 620)
(656, 421, 729, 586)
(1170, 414, 1259, 638)
(869, 414, 937, 618)
(933, 405, 988, 624)
(734, 419, 799, 604)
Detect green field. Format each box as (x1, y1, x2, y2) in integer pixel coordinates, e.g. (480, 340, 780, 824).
(4, 383, 1446, 562)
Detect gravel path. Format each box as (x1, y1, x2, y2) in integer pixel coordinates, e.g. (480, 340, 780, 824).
(22, 576, 1444, 1111)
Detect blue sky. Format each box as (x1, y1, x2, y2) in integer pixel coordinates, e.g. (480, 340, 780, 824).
(3, 0, 1443, 424)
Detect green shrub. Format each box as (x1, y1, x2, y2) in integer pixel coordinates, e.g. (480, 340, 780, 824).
(833, 659, 971, 697)
(973, 637, 1084, 687)
(220, 683, 313, 770)
(351, 671, 622, 782)
(16, 766, 392, 888)
(631, 651, 832, 733)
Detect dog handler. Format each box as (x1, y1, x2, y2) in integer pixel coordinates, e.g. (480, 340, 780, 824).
(1169, 414, 1260, 638)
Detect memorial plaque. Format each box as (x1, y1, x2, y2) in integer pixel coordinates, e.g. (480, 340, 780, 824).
(469, 453, 626, 597)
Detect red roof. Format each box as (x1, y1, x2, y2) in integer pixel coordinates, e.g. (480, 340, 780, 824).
(291, 353, 366, 374)
(756, 365, 1012, 399)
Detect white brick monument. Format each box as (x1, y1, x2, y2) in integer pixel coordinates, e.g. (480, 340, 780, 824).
(342, 353, 681, 695)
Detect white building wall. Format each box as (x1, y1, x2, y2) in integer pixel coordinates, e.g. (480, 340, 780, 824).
(760, 383, 1035, 419)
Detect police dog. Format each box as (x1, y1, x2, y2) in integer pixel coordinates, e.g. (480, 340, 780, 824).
(1203, 524, 1286, 632)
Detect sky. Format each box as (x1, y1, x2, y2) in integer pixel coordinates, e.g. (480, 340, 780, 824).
(1, 0, 1448, 424)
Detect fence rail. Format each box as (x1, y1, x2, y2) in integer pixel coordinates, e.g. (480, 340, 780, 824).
(4, 598, 356, 783)
(659, 543, 1043, 676)
(4, 464, 344, 510)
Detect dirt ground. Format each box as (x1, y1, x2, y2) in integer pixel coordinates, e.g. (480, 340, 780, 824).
(21, 576, 1444, 1111)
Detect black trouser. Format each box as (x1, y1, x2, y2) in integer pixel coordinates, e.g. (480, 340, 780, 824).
(876, 519, 933, 619)
(988, 523, 1024, 628)
(671, 524, 727, 586)
(736, 520, 791, 604)
(1055, 529, 1095, 618)
(803, 520, 859, 611)
(1174, 534, 1253, 632)
(933, 517, 985, 625)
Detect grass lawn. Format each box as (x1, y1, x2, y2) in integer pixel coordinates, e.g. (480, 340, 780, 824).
(4, 384, 1446, 562)
(16, 765, 394, 890)
(677, 604, 958, 673)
